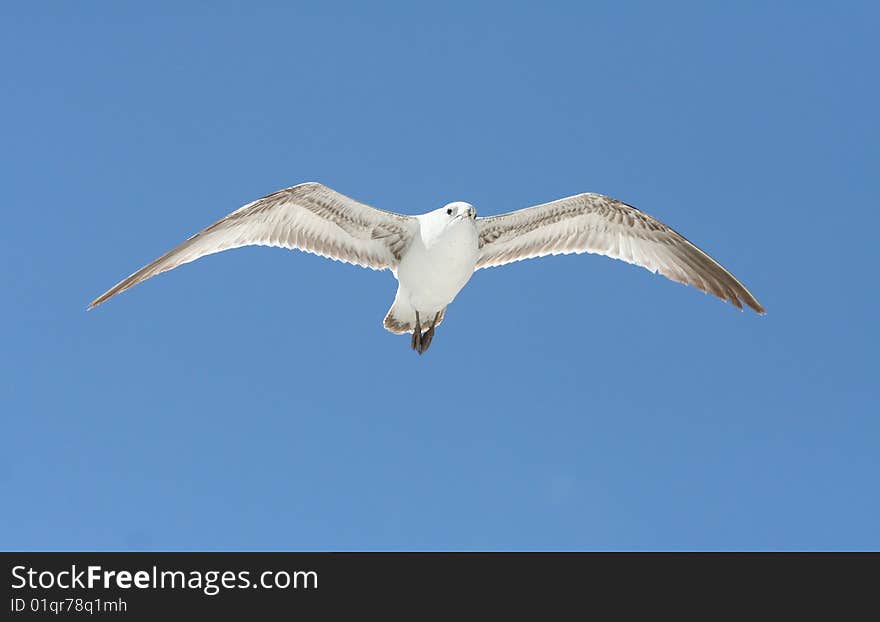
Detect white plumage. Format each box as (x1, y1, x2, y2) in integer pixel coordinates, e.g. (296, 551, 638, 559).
(90, 182, 764, 354)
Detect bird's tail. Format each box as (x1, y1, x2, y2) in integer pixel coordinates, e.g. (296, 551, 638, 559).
(383, 290, 445, 334)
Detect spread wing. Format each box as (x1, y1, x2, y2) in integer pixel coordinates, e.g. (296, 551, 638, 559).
(476, 193, 764, 313)
(89, 182, 416, 309)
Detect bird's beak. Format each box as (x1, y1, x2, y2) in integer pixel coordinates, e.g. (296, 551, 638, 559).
(453, 208, 476, 222)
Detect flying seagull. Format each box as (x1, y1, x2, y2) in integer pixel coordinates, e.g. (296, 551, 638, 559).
(89, 182, 764, 353)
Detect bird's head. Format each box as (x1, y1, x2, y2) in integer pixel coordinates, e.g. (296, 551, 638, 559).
(436, 201, 477, 223)
(419, 202, 477, 239)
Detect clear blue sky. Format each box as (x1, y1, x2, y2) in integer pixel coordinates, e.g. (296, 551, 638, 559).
(2, 2, 877, 551)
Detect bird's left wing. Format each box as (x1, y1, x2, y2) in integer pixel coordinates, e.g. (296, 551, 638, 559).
(89, 182, 416, 309)
(476, 193, 764, 313)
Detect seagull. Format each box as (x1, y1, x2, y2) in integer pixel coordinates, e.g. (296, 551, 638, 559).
(89, 182, 764, 354)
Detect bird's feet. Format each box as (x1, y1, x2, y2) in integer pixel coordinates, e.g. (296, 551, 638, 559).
(411, 311, 441, 355)
(410, 311, 422, 353)
(420, 325, 435, 354)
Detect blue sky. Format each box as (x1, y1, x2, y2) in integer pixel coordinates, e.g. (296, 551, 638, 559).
(2, 2, 877, 551)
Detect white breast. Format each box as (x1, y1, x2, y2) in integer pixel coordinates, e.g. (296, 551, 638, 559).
(396, 219, 479, 313)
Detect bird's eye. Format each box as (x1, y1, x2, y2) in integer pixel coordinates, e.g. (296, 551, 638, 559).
(447, 208, 453, 215)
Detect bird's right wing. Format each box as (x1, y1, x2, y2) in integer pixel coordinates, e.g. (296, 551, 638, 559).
(89, 182, 416, 309)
